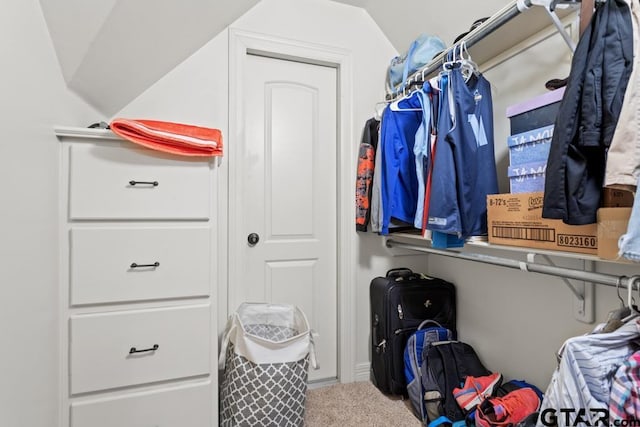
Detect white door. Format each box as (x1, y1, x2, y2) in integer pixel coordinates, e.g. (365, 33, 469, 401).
(231, 53, 338, 382)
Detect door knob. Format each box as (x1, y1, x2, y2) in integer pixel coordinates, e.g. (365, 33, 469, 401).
(248, 233, 260, 246)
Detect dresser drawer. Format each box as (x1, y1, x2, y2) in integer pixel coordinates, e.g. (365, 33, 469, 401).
(68, 144, 211, 220)
(70, 227, 210, 305)
(71, 382, 211, 427)
(70, 305, 210, 394)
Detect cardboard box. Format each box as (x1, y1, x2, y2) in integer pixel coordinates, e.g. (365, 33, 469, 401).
(507, 88, 565, 134)
(508, 124, 553, 166)
(597, 207, 632, 260)
(602, 187, 635, 208)
(508, 161, 546, 194)
(487, 192, 598, 254)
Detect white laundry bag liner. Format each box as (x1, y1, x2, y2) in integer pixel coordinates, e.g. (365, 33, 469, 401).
(218, 302, 319, 369)
(218, 303, 319, 427)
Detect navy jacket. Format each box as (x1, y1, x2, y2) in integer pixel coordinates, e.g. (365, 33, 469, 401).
(542, 0, 633, 225)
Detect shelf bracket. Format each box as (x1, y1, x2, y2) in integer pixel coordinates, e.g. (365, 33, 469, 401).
(536, 254, 595, 323)
(523, 0, 577, 52)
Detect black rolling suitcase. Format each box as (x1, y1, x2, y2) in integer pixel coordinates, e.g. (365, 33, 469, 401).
(370, 268, 456, 395)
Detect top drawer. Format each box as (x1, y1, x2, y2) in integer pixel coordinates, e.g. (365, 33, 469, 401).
(68, 144, 211, 220)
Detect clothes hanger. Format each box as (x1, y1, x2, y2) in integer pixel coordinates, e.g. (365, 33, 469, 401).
(441, 45, 460, 71)
(373, 101, 387, 120)
(459, 41, 479, 83)
(621, 276, 640, 324)
(601, 276, 632, 333)
(389, 87, 423, 112)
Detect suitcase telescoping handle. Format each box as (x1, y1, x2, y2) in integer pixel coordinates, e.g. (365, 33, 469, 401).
(385, 268, 414, 279)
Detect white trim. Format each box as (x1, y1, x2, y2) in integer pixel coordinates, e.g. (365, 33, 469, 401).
(58, 140, 68, 427)
(54, 126, 120, 141)
(226, 28, 356, 383)
(354, 363, 371, 383)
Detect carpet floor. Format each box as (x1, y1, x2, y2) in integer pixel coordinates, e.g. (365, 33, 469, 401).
(305, 381, 422, 426)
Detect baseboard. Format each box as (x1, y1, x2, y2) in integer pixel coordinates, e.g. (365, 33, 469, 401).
(354, 362, 370, 382)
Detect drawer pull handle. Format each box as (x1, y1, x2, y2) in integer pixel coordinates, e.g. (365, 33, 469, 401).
(130, 262, 160, 269)
(128, 180, 159, 187)
(129, 344, 159, 355)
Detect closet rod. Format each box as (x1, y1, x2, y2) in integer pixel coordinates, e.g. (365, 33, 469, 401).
(386, 0, 530, 101)
(386, 0, 594, 100)
(386, 239, 637, 289)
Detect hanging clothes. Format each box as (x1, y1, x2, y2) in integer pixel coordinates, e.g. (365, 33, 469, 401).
(355, 118, 380, 232)
(426, 72, 461, 236)
(378, 94, 422, 235)
(618, 176, 640, 261)
(610, 350, 640, 420)
(370, 121, 384, 233)
(427, 64, 498, 239)
(421, 77, 442, 238)
(537, 318, 640, 427)
(542, 0, 633, 225)
(606, 0, 640, 188)
(412, 84, 434, 229)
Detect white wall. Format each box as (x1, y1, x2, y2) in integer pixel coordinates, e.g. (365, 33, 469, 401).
(0, 2, 102, 426)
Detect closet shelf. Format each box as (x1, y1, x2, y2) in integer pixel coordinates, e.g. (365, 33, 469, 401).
(386, 0, 577, 100)
(54, 126, 120, 141)
(386, 234, 640, 323)
(387, 231, 632, 266)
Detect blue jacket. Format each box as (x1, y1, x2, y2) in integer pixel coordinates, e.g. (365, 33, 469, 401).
(543, 0, 633, 225)
(379, 95, 422, 234)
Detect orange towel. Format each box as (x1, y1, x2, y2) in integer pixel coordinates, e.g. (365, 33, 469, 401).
(110, 118, 223, 157)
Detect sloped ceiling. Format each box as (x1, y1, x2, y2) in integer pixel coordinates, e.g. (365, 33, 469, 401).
(39, 0, 260, 116)
(39, 0, 512, 116)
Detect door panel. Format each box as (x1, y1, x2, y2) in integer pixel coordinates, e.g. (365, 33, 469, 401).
(268, 83, 316, 237)
(234, 54, 338, 381)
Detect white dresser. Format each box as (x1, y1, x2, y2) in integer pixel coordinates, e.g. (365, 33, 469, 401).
(56, 127, 217, 427)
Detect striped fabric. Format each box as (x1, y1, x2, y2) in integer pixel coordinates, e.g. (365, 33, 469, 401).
(610, 351, 640, 419)
(537, 319, 640, 427)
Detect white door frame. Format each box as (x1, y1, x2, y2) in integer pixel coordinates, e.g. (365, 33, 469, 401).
(220, 29, 356, 383)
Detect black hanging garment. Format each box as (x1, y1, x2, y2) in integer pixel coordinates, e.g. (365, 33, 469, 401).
(356, 118, 380, 231)
(542, 0, 633, 225)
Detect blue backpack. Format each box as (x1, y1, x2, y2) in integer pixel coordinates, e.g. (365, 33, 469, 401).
(404, 320, 454, 422)
(386, 34, 446, 94)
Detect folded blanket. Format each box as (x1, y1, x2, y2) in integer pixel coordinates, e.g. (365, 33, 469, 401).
(110, 118, 223, 157)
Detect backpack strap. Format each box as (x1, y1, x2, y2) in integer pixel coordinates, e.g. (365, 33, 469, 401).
(423, 341, 466, 423)
(427, 415, 453, 427)
(401, 40, 420, 92)
(436, 343, 465, 421)
(309, 329, 320, 370)
(417, 319, 444, 330)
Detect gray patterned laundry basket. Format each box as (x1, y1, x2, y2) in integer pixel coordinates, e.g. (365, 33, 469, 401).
(219, 303, 318, 427)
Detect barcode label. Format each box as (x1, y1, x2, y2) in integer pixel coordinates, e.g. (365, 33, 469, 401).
(492, 226, 555, 242)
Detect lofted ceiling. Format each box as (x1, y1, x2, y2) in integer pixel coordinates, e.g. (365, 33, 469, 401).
(39, 0, 261, 116)
(39, 0, 512, 116)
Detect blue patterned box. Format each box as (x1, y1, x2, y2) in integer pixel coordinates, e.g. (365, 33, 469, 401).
(508, 124, 553, 166)
(508, 161, 546, 194)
